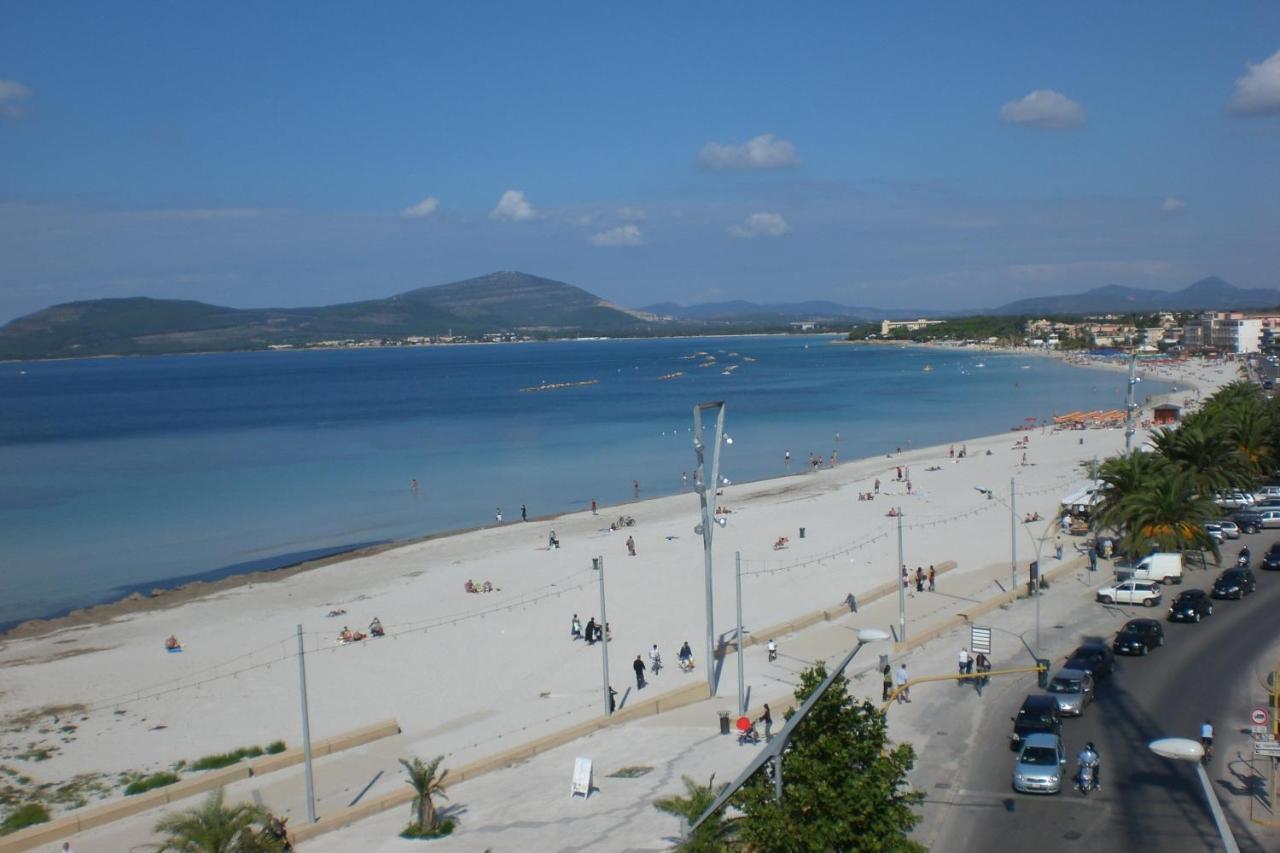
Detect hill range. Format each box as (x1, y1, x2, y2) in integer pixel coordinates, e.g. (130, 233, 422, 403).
(2, 272, 1278, 361)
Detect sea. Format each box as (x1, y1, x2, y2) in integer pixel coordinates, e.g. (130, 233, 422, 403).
(0, 336, 1164, 631)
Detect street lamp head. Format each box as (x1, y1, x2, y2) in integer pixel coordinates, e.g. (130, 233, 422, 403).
(856, 628, 891, 644)
(694, 524, 705, 536)
(1148, 737, 1204, 762)
(715, 516, 727, 528)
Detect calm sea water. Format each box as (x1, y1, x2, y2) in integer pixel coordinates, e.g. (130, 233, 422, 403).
(0, 337, 1157, 629)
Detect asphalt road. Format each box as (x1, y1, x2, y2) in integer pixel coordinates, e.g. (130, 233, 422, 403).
(932, 536, 1280, 853)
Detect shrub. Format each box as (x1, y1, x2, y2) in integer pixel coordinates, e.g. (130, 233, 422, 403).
(189, 746, 264, 772)
(400, 817, 456, 839)
(124, 772, 180, 796)
(265, 740, 286, 754)
(1, 802, 50, 835)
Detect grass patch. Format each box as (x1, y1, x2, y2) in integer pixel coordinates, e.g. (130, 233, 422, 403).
(16, 747, 52, 763)
(1, 802, 49, 835)
(400, 818, 456, 839)
(4, 704, 87, 731)
(123, 772, 180, 796)
(187, 739, 285, 772)
(607, 765, 653, 778)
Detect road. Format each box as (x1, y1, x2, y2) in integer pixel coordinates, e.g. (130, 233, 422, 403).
(931, 536, 1280, 853)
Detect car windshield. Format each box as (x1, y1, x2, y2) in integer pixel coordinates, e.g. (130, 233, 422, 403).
(1176, 592, 1201, 602)
(1020, 746, 1059, 766)
(1048, 678, 1080, 692)
(1018, 709, 1052, 724)
(1221, 573, 1244, 583)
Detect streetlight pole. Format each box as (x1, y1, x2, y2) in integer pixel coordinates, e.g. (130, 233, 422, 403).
(1125, 353, 1139, 452)
(596, 556, 611, 716)
(693, 401, 726, 697)
(896, 512, 906, 643)
(1010, 477, 1017, 593)
(736, 551, 745, 715)
(295, 624, 317, 824)
(1149, 738, 1240, 853)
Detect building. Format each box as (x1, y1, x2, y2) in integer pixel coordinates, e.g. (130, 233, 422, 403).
(1181, 312, 1268, 354)
(880, 318, 946, 336)
(1152, 404, 1181, 426)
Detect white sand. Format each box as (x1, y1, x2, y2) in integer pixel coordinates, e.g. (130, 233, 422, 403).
(0, 356, 1240, 818)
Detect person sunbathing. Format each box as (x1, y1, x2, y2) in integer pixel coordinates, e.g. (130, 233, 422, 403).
(164, 635, 181, 651)
(369, 617, 384, 637)
(465, 580, 479, 593)
(482, 581, 493, 593)
(773, 536, 789, 550)
(340, 626, 353, 642)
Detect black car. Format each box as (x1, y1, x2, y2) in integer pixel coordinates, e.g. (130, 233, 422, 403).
(1113, 618, 1165, 655)
(1010, 694, 1063, 750)
(1233, 510, 1264, 534)
(1168, 588, 1214, 622)
(1211, 568, 1257, 599)
(1064, 642, 1116, 680)
(1262, 544, 1280, 571)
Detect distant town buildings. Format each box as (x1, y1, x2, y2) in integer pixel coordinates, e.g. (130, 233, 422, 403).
(880, 318, 946, 336)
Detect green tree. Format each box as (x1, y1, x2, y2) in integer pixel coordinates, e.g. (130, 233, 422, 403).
(653, 774, 739, 852)
(152, 788, 281, 852)
(400, 755, 450, 835)
(1148, 422, 1244, 496)
(732, 665, 924, 852)
(1093, 450, 1169, 537)
(1118, 469, 1220, 558)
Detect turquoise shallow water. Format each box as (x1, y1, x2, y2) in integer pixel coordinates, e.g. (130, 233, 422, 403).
(0, 337, 1157, 629)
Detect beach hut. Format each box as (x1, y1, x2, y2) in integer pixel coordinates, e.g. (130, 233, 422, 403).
(1153, 403, 1180, 426)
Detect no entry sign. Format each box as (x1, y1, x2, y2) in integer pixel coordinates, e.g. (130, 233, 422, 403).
(1252, 707, 1270, 727)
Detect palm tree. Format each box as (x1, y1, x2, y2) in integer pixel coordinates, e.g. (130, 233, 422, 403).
(1148, 422, 1243, 496)
(653, 773, 739, 852)
(400, 755, 449, 833)
(1117, 468, 1219, 559)
(1093, 450, 1169, 537)
(152, 788, 279, 852)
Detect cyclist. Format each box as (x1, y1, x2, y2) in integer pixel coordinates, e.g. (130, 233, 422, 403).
(1201, 720, 1214, 760)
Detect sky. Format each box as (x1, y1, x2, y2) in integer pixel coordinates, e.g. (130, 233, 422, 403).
(1, 2, 1279, 322)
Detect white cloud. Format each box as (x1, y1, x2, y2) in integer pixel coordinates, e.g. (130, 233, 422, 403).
(1229, 49, 1280, 116)
(489, 189, 540, 222)
(400, 196, 440, 219)
(1161, 197, 1186, 213)
(999, 89, 1086, 129)
(698, 134, 799, 171)
(729, 211, 790, 239)
(616, 206, 646, 221)
(0, 80, 33, 120)
(590, 224, 643, 246)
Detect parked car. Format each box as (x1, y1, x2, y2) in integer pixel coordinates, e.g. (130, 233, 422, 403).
(1256, 485, 1280, 499)
(1064, 642, 1116, 681)
(1262, 543, 1280, 571)
(1231, 509, 1280, 533)
(1044, 668, 1095, 716)
(1211, 568, 1257, 599)
(1010, 694, 1063, 751)
(1096, 580, 1162, 607)
(1204, 523, 1226, 545)
(1216, 491, 1257, 509)
(1168, 588, 1215, 622)
(1012, 732, 1067, 794)
(1115, 552, 1183, 585)
(1112, 618, 1165, 655)
(1214, 519, 1241, 539)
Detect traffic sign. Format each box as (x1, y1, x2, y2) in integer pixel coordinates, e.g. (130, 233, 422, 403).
(1253, 739, 1280, 757)
(1252, 725, 1270, 736)
(970, 626, 992, 655)
(1252, 707, 1270, 727)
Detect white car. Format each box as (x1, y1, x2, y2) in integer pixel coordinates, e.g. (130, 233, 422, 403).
(1256, 485, 1280, 499)
(1214, 491, 1256, 509)
(1096, 580, 1162, 607)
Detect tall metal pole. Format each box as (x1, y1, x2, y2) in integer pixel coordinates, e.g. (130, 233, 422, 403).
(1195, 762, 1241, 853)
(296, 624, 317, 824)
(1010, 477, 1017, 593)
(1125, 353, 1138, 452)
(597, 556, 611, 716)
(897, 512, 906, 643)
(693, 402, 726, 697)
(736, 551, 746, 715)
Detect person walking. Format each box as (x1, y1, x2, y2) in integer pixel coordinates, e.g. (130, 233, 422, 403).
(633, 655, 647, 690)
(874, 478, 880, 494)
(608, 686, 617, 714)
(928, 564, 936, 591)
(585, 617, 598, 646)
(958, 647, 971, 678)
(758, 703, 773, 741)
(882, 664, 893, 701)
(895, 663, 910, 702)
(915, 567, 924, 593)
(521, 503, 527, 522)
(1088, 548, 1098, 572)
(1055, 537, 1064, 560)
(626, 535, 636, 557)
(571, 613, 581, 640)
(901, 566, 910, 588)
(495, 507, 502, 523)
(591, 498, 598, 515)
(649, 643, 662, 675)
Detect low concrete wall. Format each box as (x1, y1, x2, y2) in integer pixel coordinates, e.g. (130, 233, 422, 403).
(0, 719, 400, 853)
(288, 682, 712, 845)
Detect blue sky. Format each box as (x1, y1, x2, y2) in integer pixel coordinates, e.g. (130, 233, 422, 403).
(1, 2, 1278, 322)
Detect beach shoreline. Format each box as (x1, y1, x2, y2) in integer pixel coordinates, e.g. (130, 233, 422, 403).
(1, 349, 1224, 643)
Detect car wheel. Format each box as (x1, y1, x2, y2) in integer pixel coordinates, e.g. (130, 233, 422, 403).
(1195, 612, 1202, 622)
(1100, 595, 1114, 604)
(1140, 645, 1148, 656)
(1158, 635, 1165, 646)
(1144, 598, 1157, 607)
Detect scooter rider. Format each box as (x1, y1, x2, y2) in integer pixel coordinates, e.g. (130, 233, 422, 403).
(1201, 719, 1214, 755)
(767, 638, 778, 662)
(1078, 742, 1100, 791)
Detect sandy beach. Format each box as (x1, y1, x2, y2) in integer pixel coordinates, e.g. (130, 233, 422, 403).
(0, 355, 1241, 843)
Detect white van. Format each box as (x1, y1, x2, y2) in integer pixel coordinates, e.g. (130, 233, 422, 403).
(1116, 552, 1183, 585)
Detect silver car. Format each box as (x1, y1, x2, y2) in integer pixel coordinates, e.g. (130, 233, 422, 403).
(1214, 520, 1241, 539)
(1012, 732, 1067, 794)
(1045, 668, 1094, 716)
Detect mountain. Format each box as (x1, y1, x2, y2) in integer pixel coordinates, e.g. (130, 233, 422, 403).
(0, 272, 661, 361)
(989, 277, 1280, 315)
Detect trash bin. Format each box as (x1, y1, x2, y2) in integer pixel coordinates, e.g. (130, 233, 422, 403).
(718, 710, 731, 735)
(799, 527, 806, 538)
